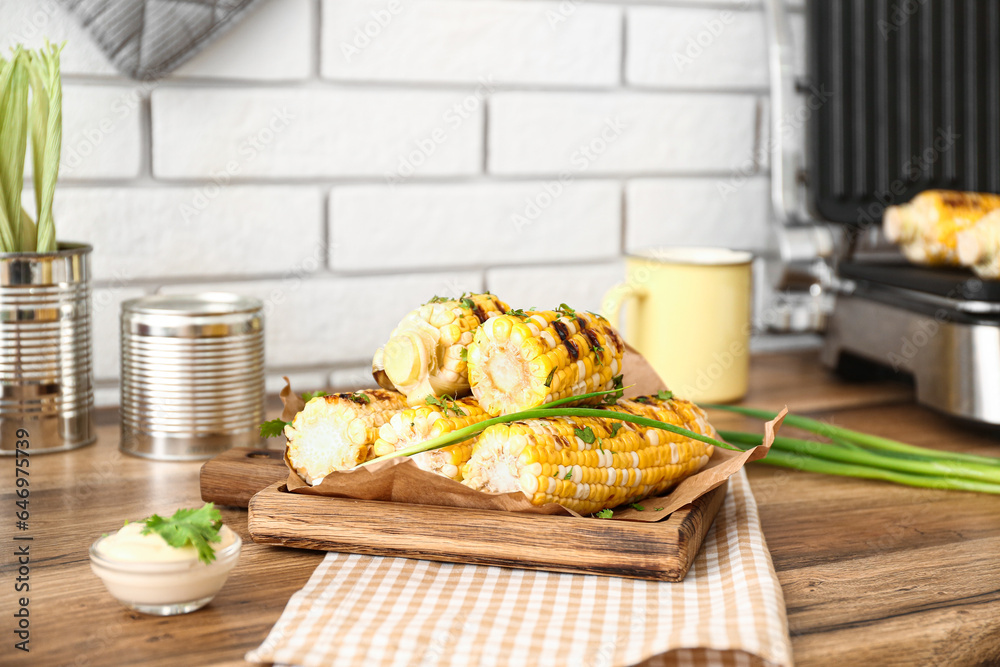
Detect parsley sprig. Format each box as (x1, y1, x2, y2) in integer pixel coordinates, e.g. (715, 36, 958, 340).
(259, 418, 289, 438)
(140, 503, 224, 564)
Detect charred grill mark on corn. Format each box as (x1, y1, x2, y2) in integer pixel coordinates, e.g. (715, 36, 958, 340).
(284, 389, 409, 484)
(467, 309, 625, 416)
(371, 397, 491, 480)
(372, 293, 510, 406)
(460, 396, 716, 514)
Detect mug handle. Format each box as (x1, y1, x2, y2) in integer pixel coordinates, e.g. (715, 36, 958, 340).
(601, 283, 647, 332)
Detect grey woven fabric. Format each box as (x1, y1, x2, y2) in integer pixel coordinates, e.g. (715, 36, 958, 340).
(58, 0, 266, 80)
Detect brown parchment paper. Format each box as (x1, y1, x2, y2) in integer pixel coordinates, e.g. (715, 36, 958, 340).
(281, 343, 785, 521)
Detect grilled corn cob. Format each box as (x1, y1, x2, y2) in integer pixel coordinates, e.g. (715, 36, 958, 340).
(372, 293, 510, 406)
(467, 308, 625, 416)
(372, 397, 492, 480)
(884, 190, 1000, 266)
(461, 396, 716, 514)
(957, 209, 1000, 279)
(284, 389, 408, 484)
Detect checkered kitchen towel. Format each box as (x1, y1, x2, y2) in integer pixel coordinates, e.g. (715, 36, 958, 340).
(246, 469, 792, 667)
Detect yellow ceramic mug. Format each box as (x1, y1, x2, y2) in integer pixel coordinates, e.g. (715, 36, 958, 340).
(602, 247, 753, 403)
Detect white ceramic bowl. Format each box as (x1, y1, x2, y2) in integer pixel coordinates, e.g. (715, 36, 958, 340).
(89, 531, 241, 616)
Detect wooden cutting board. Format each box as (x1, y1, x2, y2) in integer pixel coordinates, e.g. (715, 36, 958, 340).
(200, 447, 727, 582)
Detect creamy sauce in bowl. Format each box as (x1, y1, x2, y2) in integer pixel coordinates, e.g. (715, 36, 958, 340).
(90, 524, 241, 615)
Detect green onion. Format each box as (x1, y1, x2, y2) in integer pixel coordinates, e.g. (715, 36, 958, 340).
(721, 432, 1000, 495)
(363, 388, 744, 466)
(706, 403, 1000, 467)
(718, 430, 1000, 485)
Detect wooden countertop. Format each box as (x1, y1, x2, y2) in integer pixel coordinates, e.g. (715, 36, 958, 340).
(4, 350, 999, 666)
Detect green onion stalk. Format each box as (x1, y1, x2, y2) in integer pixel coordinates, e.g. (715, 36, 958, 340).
(706, 404, 1000, 467)
(707, 404, 1000, 495)
(362, 388, 746, 467)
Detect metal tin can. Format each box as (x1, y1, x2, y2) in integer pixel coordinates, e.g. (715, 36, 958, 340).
(120, 293, 264, 460)
(0, 243, 95, 454)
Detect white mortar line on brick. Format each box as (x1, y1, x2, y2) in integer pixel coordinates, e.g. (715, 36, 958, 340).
(49, 171, 771, 189)
(312, 0, 323, 79)
(61, 73, 769, 96)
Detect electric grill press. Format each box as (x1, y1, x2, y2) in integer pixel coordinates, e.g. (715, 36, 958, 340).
(764, 0, 1000, 426)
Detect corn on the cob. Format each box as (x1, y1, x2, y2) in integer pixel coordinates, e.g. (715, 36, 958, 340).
(372, 397, 492, 480)
(372, 293, 510, 406)
(467, 308, 625, 416)
(884, 190, 1000, 266)
(284, 389, 408, 484)
(957, 209, 1000, 279)
(461, 396, 715, 514)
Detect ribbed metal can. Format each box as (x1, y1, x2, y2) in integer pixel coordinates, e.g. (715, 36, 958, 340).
(120, 293, 264, 460)
(0, 243, 95, 454)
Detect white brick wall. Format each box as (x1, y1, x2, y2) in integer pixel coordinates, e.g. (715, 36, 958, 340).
(151, 87, 483, 178)
(53, 187, 324, 280)
(321, 0, 622, 86)
(329, 182, 621, 271)
(626, 7, 767, 89)
(626, 178, 772, 252)
(159, 272, 483, 367)
(2, 0, 800, 405)
(488, 92, 758, 174)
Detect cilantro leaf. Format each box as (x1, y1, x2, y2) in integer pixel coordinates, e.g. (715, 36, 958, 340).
(141, 503, 223, 564)
(609, 422, 623, 437)
(301, 390, 328, 402)
(656, 390, 674, 401)
(630, 503, 646, 511)
(564, 470, 573, 480)
(596, 509, 614, 519)
(506, 308, 528, 318)
(349, 392, 371, 404)
(460, 347, 468, 362)
(426, 295, 449, 304)
(557, 303, 576, 315)
(259, 418, 289, 438)
(602, 374, 625, 405)
(635, 396, 651, 404)
(574, 426, 597, 444)
(654, 507, 665, 512)
(460, 297, 475, 309)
